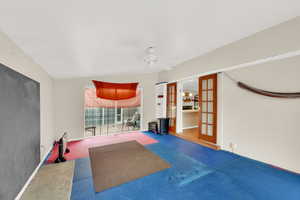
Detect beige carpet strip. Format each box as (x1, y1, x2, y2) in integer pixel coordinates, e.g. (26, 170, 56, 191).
(21, 161, 74, 200)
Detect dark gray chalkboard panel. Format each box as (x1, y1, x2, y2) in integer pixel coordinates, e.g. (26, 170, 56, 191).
(0, 63, 40, 200)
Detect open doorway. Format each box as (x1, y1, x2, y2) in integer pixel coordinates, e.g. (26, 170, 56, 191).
(181, 78, 199, 140)
(175, 74, 219, 149)
(84, 86, 142, 137)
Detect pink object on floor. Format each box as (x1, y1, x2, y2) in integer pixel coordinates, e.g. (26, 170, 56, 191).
(46, 131, 157, 164)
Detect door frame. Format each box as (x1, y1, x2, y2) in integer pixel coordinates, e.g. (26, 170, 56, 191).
(167, 82, 177, 134)
(198, 73, 218, 144)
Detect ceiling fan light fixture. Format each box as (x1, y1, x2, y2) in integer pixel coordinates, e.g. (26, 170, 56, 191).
(144, 46, 158, 66)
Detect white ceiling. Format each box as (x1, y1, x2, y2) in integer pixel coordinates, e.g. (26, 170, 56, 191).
(0, 1, 299, 78)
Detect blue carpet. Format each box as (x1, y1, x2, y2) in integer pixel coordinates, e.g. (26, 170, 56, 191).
(71, 131, 300, 200)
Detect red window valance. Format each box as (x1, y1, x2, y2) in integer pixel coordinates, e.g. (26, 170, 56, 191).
(84, 88, 141, 108)
(92, 80, 139, 100)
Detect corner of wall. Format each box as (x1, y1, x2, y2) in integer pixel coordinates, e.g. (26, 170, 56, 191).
(0, 30, 56, 159)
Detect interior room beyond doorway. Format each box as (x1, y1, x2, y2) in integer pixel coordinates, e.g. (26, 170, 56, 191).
(181, 78, 199, 137)
(178, 77, 219, 150)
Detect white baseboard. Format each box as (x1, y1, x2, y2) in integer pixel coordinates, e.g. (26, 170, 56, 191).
(69, 136, 87, 142)
(70, 130, 144, 142)
(14, 146, 52, 200)
(182, 126, 198, 130)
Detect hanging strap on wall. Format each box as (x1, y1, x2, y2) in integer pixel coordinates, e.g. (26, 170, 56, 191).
(223, 72, 300, 98)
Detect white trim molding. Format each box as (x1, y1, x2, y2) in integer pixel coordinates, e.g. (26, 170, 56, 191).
(182, 125, 198, 130)
(70, 130, 143, 142)
(166, 49, 300, 84)
(176, 81, 183, 134)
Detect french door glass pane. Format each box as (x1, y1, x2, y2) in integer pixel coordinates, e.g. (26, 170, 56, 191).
(202, 113, 207, 123)
(208, 79, 213, 89)
(202, 80, 207, 90)
(201, 124, 206, 134)
(207, 125, 213, 136)
(208, 113, 213, 124)
(172, 106, 176, 116)
(207, 91, 213, 101)
(208, 102, 213, 112)
(202, 91, 207, 101)
(202, 102, 207, 112)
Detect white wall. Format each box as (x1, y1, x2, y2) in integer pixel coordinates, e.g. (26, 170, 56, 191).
(158, 17, 300, 82)
(158, 17, 300, 173)
(54, 72, 158, 140)
(0, 30, 55, 158)
(222, 56, 300, 173)
(182, 112, 198, 129)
